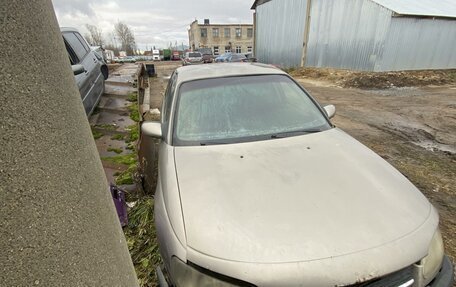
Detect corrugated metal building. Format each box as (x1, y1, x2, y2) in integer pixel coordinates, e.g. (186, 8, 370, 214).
(251, 0, 456, 71)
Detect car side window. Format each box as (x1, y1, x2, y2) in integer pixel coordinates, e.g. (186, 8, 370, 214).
(74, 33, 91, 53)
(163, 73, 177, 122)
(161, 72, 177, 141)
(63, 39, 79, 65)
(62, 32, 88, 63)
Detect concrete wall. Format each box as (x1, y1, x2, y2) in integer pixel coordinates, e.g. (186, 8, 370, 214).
(0, 1, 138, 285)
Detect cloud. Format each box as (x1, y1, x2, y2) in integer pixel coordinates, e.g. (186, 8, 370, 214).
(51, 0, 254, 50)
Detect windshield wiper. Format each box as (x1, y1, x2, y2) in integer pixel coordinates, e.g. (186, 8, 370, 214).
(199, 141, 229, 146)
(271, 129, 322, 139)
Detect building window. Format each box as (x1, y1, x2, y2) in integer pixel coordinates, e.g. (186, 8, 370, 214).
(225, 46, 231, 53)
(235, 28, 242, 37)
(235, 46, 242, 53)
(200, 28, 207, 37)
(247, 28, 253, 38)
(247, 46, 252, 53)
(212, 28, 219, 37)
(214, 46, 219, 55)
(224, 28, 230, 38)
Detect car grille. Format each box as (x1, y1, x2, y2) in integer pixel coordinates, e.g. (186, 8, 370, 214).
(348, 266, 413, 287)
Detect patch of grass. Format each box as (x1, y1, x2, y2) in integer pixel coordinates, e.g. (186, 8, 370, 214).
(115, 164, 137, 185)
(91, 128, 103, 140)
(102, 153, 137, 166)
(129, 102, 140, 122)
(282, 67, 296, 74)
(449, 71, 456, 81)
(126, 143, 136, 151)
(126, 124, 139, 143)
(124, 198, 161, 287)
(107, 147, 123, 154)
(111, 134, 125, 141)
(127, 92, 138, 102)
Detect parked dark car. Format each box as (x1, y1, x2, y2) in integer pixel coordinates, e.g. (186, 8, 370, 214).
(61, 27, 108, 116)
(171, 51, 181, 61)
(197, 48, 214, 63)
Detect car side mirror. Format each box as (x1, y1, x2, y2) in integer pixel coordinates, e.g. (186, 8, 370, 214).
(72, 64, 85, 76)
(323, 104, 336, 119)
(142, 121, 162, 138)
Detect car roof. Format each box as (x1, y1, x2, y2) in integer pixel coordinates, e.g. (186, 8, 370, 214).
(60, 27, 79, 33)
(175, 63, 286, 84)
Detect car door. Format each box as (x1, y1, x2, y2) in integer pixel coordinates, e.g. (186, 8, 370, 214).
(74, 32, 104, 113)
(62, 31, 98, 115)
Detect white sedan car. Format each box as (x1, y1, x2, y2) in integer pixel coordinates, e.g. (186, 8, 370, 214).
(141, 63, 453, 287)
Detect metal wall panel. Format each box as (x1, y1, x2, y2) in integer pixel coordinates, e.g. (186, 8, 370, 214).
(371, 0, 456, 19)
(255, 0, 308, 67)
(379, 17, 456, 71)
(305, 0, 393, 71)
(255, 0, 456, 71)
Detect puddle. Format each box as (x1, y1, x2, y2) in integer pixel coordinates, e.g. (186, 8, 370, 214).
(94, 112, 135, 132)
(413, 140, 456, 154)
(105, 84, 136, 95)
(99, 97, 130, 111)
(96, 135, 133, 157)
(381, 122, 455, 155)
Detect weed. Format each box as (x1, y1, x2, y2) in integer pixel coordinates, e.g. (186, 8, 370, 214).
(126, 124, 139, 143)
(127, 92, 138, 102)
(102, 153, 136, 166)
(107, 147, 123, 154)
(124, 198, 161, 287)
(111, 134, 125, 141)
(115, 164, 136, 185)
(129, 102, 140, 122)
(91, 128, 103, 140)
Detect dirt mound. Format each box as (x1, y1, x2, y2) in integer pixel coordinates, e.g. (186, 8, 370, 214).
(287, 67, 456, 89)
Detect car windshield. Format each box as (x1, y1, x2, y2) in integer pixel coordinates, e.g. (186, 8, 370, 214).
(189, 53, 201, 57)
(173, 75, 331, 145)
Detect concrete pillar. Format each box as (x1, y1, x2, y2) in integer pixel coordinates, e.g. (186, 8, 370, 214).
(0, 1, 138, 286)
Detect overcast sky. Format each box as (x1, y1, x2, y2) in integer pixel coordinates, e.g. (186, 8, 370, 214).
(52, 0, 254, 50)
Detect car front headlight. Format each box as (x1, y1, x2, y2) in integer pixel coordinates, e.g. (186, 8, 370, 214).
(416, 228, 445, 286)
(170, 257, 254, 287)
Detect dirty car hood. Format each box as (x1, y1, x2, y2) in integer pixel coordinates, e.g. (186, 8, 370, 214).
(174, 128, 432, 265)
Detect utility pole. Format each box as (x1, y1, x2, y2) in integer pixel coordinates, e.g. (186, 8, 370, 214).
(0, 1, 139, 286)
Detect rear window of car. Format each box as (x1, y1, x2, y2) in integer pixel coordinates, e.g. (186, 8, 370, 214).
(189, 53, 201, 57)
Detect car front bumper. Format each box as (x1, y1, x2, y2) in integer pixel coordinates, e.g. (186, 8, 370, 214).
(429, 255, 454, 287)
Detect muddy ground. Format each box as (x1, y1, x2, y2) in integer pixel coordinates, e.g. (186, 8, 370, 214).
(147, 62, 456, 272)
(296, 77, 456, 265)
(289, 67, 456, 89)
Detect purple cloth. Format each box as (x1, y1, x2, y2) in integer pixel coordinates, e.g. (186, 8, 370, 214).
(110, 184, 128, 227)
